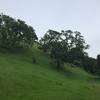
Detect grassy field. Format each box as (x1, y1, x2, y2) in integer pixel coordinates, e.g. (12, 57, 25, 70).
(0, 47, 100, 100)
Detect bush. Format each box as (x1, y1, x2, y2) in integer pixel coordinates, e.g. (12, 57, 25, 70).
(50, 59, 64, 70)
(32, 56, 36, 64)
(73, 60, 83, 67)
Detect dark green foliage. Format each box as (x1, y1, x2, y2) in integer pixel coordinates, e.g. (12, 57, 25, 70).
(93, 55, 100, 75)
(32, 56, 37, 64)
(40, 29, 89, 69)
(66, 47, 85, 63)
(73, 60, 83, 67)
(50, 59, 64, 70)
(40, 30, 64, 69)
(82, 56, 96, 73)
(0, 14, 38, 49)
(96, 55, 100, 68)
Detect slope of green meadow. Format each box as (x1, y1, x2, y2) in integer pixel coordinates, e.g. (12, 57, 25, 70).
(0, 47, 100, 100)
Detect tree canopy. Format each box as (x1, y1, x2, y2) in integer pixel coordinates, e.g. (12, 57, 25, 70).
(40, 29, 89, 68)
(0, 14, 38, 49)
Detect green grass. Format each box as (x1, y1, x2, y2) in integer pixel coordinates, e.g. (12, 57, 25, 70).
(0, 47, 100, 100)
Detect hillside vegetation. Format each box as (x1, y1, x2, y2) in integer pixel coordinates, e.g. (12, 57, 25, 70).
(0, 47, 100, 100)
(0, 13, 100, 100)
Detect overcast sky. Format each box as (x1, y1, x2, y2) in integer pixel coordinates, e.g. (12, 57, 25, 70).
(0, 0, 100, 58)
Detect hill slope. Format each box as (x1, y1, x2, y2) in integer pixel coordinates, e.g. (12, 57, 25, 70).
(0, 47, 100, 100)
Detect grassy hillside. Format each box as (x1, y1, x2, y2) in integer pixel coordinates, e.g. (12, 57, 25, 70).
(0, 47, 100, 100)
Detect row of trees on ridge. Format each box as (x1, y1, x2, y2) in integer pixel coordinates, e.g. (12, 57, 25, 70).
(0, 13, 100, 75)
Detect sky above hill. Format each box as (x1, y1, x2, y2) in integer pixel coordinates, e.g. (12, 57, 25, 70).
(0, 0, 100, 58)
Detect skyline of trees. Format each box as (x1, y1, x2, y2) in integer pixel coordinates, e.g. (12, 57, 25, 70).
(0, 13, 100, 75)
